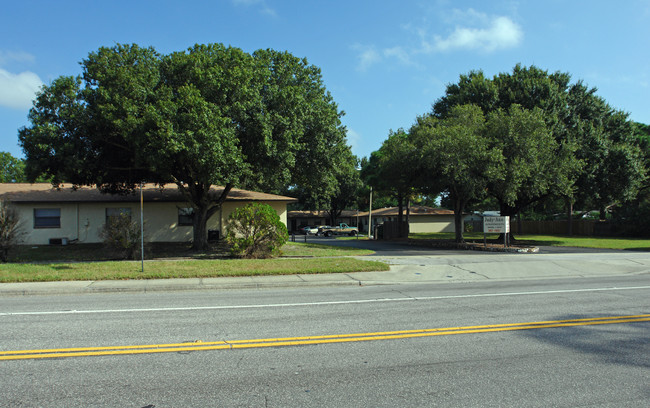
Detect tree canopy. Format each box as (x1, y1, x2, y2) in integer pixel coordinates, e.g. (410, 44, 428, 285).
(410, 104, 503, 242)
(431, 64, 644, 224)
(19, 43, 350, 249)
(361, 64, 646, 240)
(361, 128, 421, 236)
(0, 152, 26, 183)
(289, 144, 361, 226)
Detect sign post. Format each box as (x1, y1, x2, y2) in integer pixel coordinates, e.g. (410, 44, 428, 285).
(483, 216, 510, 247)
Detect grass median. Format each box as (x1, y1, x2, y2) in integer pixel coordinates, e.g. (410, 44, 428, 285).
(0, 241, 388, 283)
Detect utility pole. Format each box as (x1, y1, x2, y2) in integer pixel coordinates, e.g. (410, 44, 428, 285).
(140, 182, 144, 272)
(356, 209, 359, 240)
(368, 186, 373, 239)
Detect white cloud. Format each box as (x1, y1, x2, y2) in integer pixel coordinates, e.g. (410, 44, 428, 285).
(353, 9, 523, 72)
(0, 68, 43, 110)
(353, 44, 418, 72)
(231, 0, 276, 17)
(0, 50, 36, 66)
(353, 45, 381, 72)
(346, 128, 361, 154)
(431, 15, 523, 53)
(383, 46, 414, 66)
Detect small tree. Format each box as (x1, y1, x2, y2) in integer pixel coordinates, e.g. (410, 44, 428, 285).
(0, 200, 22, 262)
(226, 203, 288, 259)
(362, 129, 420, 237)
(411, 104, 503, 242)
(98, 213, 142, 260)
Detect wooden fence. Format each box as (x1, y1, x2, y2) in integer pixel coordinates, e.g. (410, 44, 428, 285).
(378, 220, 410, 239)
(507, 220, 634, 236)
(465, 219, 638, 236)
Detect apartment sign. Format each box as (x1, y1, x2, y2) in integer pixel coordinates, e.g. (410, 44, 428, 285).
(483, 216, 510, 233)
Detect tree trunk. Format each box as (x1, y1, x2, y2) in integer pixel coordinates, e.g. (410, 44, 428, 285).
(453, 198, 465, 243)
(326, 206, 341, 226)
(192, 205, 210, 250)
(397, 192, 404, 238)
(183, 182, 232, 251)
(566, 199, 574, 236)
(599, 206, 607, 221)
(328, 211, 336, 227)
(405, 197, 410, 238)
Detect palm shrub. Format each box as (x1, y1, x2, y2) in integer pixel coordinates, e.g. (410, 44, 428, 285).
(98, 213, 142, 260)
(0, 200, 22, 262)
(226, 203, 288, 258)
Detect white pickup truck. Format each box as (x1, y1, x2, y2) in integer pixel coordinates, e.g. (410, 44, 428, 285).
(318, 223, 359, 237)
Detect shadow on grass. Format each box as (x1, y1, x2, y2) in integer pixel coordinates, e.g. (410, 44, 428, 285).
(10, 242, 231, 263)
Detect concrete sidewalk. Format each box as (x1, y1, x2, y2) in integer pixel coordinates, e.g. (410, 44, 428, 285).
(0, 273, 369, 296)
(2, 250, 650, 296)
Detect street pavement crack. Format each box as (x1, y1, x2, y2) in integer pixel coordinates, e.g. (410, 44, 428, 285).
(344, 273, 361, 284)
(393, 289, 416, 299)
(450, 264, 490, 279)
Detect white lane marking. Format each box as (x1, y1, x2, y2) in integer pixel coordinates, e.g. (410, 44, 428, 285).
(2, 285, 650, 317)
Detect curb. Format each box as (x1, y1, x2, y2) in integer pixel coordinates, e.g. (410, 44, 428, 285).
(0, 275, 368, 297)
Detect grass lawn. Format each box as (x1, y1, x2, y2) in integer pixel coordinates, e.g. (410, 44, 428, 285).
(0, 241, 386, 283)
(514, 235, 650, 251)
(281, 241, 374, 256)
(409, 232, 650, 251)
(8, 241, 374, 263)
(0, 258, 389, 283)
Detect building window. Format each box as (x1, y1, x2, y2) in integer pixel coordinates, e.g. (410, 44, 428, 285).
(34, 208, 61, 228)
(178, 208, 194, 226)
(106, 208, 132, 224)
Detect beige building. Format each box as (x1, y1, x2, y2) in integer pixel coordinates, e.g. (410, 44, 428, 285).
(359, 205, 456, 233)
(0, 183, 296, 245)
(287, 210, 360, 233)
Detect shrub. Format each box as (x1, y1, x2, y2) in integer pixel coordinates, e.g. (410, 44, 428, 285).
(99, 213, 142, 260)
(226, 203, 288, 259)
(0, 200, 22, 262)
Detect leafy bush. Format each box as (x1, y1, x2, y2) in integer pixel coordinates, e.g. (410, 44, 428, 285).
(226, 203, 288, 258)
(99, 213, 142, 260)
(610, 196, 650, 237)
(0, 200, 22, 262)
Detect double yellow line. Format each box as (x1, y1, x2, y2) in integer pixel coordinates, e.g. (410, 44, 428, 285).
(2, 314, 649, 361)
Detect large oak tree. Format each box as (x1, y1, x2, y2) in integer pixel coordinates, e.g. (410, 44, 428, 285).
(19, 43, 349, 249)
(432, 65, 644, 225)
(410, 104, 503, 242)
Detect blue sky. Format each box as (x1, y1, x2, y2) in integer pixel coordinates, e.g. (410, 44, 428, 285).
(1, 0, 649, 160)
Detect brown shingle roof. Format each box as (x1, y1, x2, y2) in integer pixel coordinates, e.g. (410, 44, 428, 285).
(357, 205, 454, 217)
(288, 210, 359, 218)
(0, 183, 297, 203)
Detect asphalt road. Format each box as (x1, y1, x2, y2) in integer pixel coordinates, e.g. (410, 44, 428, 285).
(1, 270, 649, 407)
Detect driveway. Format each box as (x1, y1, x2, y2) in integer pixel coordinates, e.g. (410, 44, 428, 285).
(302, 236, 624, 256)
(298, 236, 650, 284)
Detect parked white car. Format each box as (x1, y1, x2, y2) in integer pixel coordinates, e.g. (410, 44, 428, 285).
(300, 226, 319, 235)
